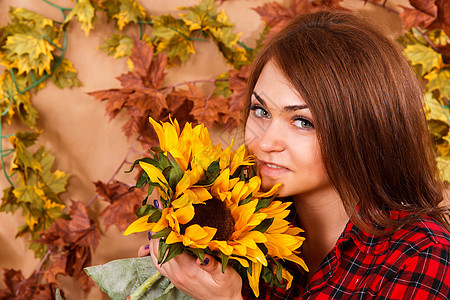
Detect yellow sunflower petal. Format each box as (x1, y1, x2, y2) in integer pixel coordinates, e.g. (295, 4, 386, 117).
(149, 117, 166, 149)
(254, 183, 282, 198)
(139, 161, 169, 195)
(175, 204, 195, 224)
(247, 262, 262, 297)
(184, 225, 216, 248)
(209, 240, 233, 256)
(123, 215, 154, 236)
(284, 254, 309, 272)
(219, 139, 234, 170)
(281, 268, 294, 290)
(166, 230, 183, 244)
(163, 121, 179, 151)
(230, 256, 249, 268)
(191, 187, 212, 203)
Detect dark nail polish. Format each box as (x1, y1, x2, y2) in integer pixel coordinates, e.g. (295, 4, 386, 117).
(153, 199, 159, 209)
(144, 244, 149, 250)
(202, 257, 209, 266)
(148, 231, 152, 240)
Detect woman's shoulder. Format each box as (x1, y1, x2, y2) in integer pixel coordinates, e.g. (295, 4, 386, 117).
(390, 215, 450, 250)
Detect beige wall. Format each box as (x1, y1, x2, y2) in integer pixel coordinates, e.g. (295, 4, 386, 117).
(0, 0, 410, 299)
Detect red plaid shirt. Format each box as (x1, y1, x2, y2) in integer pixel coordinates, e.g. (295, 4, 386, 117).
(242, 213, 450, 299)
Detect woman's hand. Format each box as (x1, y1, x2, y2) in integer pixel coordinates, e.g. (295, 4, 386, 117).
(138, 240, 244, 300)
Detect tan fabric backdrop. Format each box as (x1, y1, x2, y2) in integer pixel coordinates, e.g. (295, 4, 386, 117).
(0, 0, 413, 299)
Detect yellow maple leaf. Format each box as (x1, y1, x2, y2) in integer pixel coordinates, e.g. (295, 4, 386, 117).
(63, 0, 96, 36)
(115, 0, 146, 30)
(424, 68, 450, 101)
(404, 43, 442, 76)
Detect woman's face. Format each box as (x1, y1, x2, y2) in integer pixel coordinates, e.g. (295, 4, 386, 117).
(245, 61, 332, 199)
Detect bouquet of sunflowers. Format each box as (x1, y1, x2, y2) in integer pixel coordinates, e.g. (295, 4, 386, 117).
(123, 117, 308, 297)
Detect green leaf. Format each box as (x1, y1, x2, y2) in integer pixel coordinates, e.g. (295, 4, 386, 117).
(49, 57, 83, 89)
(35, 146, 70, 196)
(425, 68, 450, 101)
(152, 15, 195, 64)
(212, 72, 231, 97)
(251, 218, 274, 233)
(0, 73, 39, 128)
(136, 204, 158, 218)
(161, 242, 184, 264)
(187, 248, 204, 262)
(151, 228, 171, 239)
(115, 0, 146, 30)
(9, 132, 42, 178)
(126, 157, 160, 173)
(0, 186, 19, 213)
(220, 252, 229, 273)
(404, 43, 442, 76)
(99, 34, 133, 58)
(63, 0, 96, 36)
(147, 210, 162, 223)
(84, 256, 192, 300)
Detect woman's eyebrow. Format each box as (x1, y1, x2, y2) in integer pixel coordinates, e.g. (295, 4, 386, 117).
(252, 91, 308, 112)
(252, 91, 266, 106)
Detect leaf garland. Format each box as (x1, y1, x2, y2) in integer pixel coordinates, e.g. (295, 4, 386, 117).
(2, 0, 450, 298)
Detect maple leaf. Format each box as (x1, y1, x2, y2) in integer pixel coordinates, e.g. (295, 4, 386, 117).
(253, 0, 314, 43)
(424, 68, 450, 102)
(95, 180, 146, 232)
(0, 72, 38, 128)
(37, 200, 100, 293)
(63, 0, 96, 36)
(179, 0, 224, 32)
(425, 92, 450, 140)
(399, 0, 437, 30)
(89, 38, 169, 138)
(228, 64, 251, 112)
(49, 57, 83, 89)
(2, 7, 61, 77)
(311, 0, 347, 10)
(100, 0, 146, 30)
(8, 131, 42, 178)
(183, 83, 229, 128)
(404, 43, 443, 76)
(253, 2, 288, 27)
(99, 34, 133, 58)
(152, 15, 196, 64)
(0, 268, 59, 300)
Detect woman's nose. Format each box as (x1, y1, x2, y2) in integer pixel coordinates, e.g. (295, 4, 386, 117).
(257, 121, 286, 153)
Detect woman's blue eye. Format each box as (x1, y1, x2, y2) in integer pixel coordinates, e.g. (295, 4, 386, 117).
(293, 118, 314, 129)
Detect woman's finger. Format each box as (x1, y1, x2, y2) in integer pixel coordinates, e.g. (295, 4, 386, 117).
(137, 244, 150, 257)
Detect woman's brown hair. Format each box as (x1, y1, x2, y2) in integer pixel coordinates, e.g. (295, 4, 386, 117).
(244, 10, 450, 233)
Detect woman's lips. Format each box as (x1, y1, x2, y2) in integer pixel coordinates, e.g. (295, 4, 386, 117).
(258, 160, 290, 177)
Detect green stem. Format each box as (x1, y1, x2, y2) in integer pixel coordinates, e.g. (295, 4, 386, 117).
(41, 0, 72, 11)
(162, 283, 174, 295)
(127, 271, 163, 300)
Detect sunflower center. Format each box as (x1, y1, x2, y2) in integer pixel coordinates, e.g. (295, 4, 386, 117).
(180, 198, 235, 241)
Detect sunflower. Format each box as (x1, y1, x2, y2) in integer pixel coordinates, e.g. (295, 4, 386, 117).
(124, 117, 308, 297)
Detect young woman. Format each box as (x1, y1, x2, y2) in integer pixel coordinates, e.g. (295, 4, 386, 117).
(139, 10, 450, 299)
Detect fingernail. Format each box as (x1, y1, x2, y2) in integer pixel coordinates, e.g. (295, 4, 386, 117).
(153, 199, 159, 209)
(202, 257, 209, 266)
(148, 231, 152, 240)
(144, 244, 149, 250)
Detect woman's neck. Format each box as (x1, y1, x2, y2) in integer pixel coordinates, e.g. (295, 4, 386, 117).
(293, 188, 349, 279)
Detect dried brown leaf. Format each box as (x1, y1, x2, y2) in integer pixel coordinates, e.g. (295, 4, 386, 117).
(95, 180, 145, 232)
